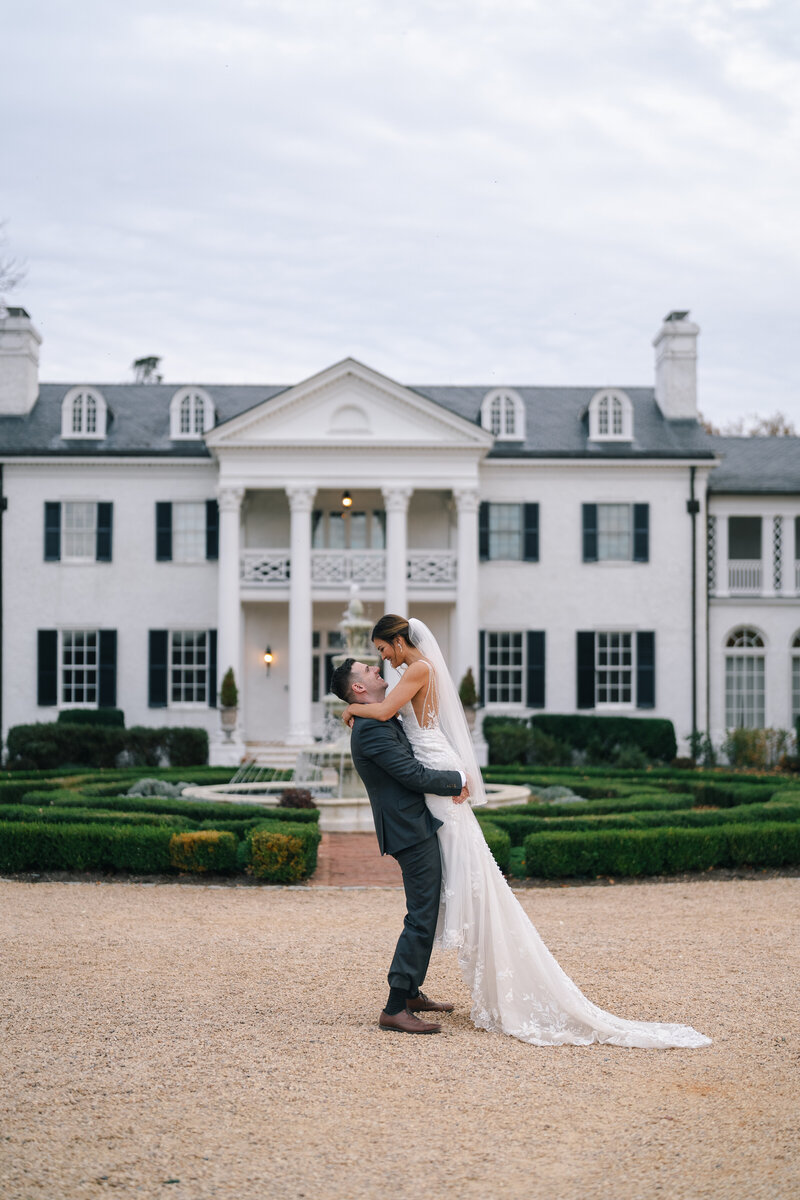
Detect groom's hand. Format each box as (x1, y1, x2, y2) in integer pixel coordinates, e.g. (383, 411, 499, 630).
(454, 783, 470, 805)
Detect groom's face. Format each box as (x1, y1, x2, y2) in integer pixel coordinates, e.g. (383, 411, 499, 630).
(350, 661, 387, 703)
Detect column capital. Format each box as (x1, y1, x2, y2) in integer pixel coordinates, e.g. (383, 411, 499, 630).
(286, 485, 317, 514)
(216, 486, 245, 513)
(381, 486, 413, 513)
(452, 487, 480, 514)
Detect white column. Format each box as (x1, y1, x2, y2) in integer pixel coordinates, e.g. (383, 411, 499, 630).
(213, 486, 244, 765)
(286, 485, 317, 745)
(382, 486, 412, 615)
(453, 487, 480, 686)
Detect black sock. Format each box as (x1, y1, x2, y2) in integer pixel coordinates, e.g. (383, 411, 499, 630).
(384, 986, 409, 1015)
(408, 984, 419, 998)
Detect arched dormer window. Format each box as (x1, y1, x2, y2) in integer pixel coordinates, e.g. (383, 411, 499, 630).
(480, 389, 525, 441)
(170, 387, 214, 440)
(61, 387, 107, 440)
(588, 389, 633, 442)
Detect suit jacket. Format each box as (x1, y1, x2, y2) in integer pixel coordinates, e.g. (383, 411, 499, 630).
(349, 714, 464, 856)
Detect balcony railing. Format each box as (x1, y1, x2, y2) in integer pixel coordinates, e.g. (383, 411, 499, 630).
(240, 549, 457, 589)
(728, 560, 762, 594)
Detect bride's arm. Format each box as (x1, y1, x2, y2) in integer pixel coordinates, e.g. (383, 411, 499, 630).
(341, 660, 428, 724)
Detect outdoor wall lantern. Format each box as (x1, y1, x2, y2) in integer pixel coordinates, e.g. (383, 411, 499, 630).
(263, 645, 274, 676)
(341, 490, 353, 508)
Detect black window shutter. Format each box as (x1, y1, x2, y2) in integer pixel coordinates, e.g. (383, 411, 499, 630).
(576, 631, 595, 709)
(523, 503, 539, 562)
(208, 629, 217, 708)
(526, 630, 545, 708)
(206, 500, 219, 561)
(637, 631, 655, 708)
(98, 630, 117, 707)
(96, 503, 113, 562)
(633, 504, 649, 563)
(37, 630, 58, 706)
(149, 630, 169, 707)
(44, 502, 61, 562)
(478, 630, 486, 704)
(479, 502, 490, 561)
(582, 504, 598, 562)
(156, 503, 173, 561)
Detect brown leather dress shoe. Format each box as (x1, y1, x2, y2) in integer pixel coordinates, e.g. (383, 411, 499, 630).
(406, 991, 455, 1013)
(379, 1007, 441, 1034)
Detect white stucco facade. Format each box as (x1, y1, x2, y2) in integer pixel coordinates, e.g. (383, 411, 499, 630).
(1, 309, 798, 762)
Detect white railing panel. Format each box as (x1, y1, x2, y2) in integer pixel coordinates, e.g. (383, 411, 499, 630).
(312, 550, 386, 586)
(728, 560, 762, 594)
(407, 550, 457, 586)
(241, 549, 291, 585)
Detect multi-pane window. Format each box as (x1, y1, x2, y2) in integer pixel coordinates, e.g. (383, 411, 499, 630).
(598, 504, 632, 561)
(489, 394, 517, 437)
(488, 504, 523, 560)
(728, 517, 762, 560)
(792, 634, 800, 724)
(170, 631, 208, 704)
(179, 393, 206, 436)
(172, 502, 206, 562)
(485, 632, 524, 703)
(66, 390, 103, 437)
(62, 631, 98, 704)
(312, 510, 385, 550)
(596, 632, 633, 705)
(63, 502, 97, 560)
(725, 627, 765, 728)
(597, 395, 623, 437)
(312, 630, 346, 703)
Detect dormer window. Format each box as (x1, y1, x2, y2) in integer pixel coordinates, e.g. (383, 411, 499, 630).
(61, 387, 107, 440)
(588, 389, 633, 442)
(481, 389, 525, 441)
(170, 387, 214, 440)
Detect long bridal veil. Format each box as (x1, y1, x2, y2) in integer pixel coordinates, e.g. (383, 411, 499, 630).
(407, 617, 487, 807)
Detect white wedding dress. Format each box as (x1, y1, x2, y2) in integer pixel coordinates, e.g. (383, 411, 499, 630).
(396, 658, 711, 1049)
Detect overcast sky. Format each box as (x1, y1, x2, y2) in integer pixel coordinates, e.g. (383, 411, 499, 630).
(2, 0, 798, 424)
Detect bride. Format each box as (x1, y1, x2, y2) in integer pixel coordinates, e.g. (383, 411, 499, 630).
(340, 613, 711, 1049)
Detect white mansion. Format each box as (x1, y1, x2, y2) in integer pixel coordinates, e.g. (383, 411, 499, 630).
(0, 307, 798, 764)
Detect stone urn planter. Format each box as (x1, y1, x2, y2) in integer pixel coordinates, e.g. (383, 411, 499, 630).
(219, 667, 239, 743)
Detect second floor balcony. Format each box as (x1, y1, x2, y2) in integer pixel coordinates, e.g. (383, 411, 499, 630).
(241, 548, 458, 589)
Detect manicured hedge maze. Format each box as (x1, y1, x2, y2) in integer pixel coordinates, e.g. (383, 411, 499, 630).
(0, 769, 320, 884)
(477, 768, 800, 879)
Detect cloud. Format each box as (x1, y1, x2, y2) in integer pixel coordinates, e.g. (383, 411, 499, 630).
(1, 0, 798, 421)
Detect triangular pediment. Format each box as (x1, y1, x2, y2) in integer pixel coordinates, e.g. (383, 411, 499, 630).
(205, 359, 493, 450)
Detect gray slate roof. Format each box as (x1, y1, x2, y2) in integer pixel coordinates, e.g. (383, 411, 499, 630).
(1, 378, 796, 493)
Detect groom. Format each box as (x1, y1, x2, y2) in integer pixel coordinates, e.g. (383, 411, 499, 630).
(330, 658, 468, 1034)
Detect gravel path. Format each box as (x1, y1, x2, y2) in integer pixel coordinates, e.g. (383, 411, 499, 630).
(1, 876, 798, 1200)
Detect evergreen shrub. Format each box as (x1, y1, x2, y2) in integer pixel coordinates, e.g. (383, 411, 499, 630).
(0, 821, 174, 874)
(5, 724, 209, 770)
(56, 709, 125, 728)
(241, 821, 321, 883)
(479, 821, 511, 873)
(169, 830, 237, 873)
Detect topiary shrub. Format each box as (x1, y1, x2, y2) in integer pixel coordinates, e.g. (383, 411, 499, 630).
(5, 723, 208, 770)
(241, 821, 321, 883)
(169, 830, 237, 873)
(220, 668, 238, 708)
(278, 788, 316, 809)
(56, 708, 125, 728)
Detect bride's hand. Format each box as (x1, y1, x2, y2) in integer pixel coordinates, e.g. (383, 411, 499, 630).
(341, 705, 356, 728)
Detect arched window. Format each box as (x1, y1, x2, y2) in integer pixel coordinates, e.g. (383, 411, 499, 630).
(480, 389, 524, 441)
(170, 388, 214, 439)
(792, 632, 800, 724)
(725, 626, 765, 729)
(61, 387, 107, 439)
(588, 389, 633, 442)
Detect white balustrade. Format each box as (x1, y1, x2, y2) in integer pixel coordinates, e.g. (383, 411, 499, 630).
(728, 560, 762, 594)
(240, 548, 458, 588)
(241, 549, 291, 584)
(406, 550, 457, 586)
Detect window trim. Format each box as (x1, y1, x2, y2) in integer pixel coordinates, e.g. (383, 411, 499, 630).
(480, 388, 525, 441)
(60, 387, 107, 440)
(59, 628, 100, 708)
(170, 387, 214, 440)
(588, 389, 633, 442)
(167, 629, 211, 708)
(483, 630, 526, 706)
(594, 630, 635, 709)
(724, 625, 766, 730)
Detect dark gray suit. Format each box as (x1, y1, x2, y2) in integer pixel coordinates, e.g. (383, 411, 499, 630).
(350, 714, 463, 994)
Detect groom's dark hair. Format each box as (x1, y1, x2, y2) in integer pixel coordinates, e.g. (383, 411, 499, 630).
(330, 658, 357, 703)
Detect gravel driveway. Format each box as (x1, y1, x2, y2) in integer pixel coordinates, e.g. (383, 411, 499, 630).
(1, 876, 798, 1199)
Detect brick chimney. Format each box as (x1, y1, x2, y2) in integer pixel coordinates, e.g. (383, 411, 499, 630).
(653, 310, 700, 420)
(0, 306, 41, 415)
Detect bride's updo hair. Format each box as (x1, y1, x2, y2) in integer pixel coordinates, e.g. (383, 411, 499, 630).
(371, 613, 412, 645)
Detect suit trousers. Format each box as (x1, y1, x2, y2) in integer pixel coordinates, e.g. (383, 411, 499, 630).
(387, 832, 442, 992)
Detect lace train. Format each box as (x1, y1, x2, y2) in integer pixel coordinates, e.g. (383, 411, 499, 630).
(401, 703, 711, 1049)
